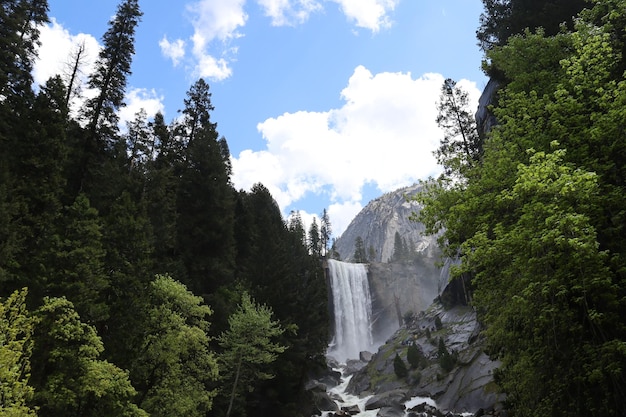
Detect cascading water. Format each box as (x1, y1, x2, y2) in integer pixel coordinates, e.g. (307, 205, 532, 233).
(323, 260, 444, 417)
(327, 259, 374, 363)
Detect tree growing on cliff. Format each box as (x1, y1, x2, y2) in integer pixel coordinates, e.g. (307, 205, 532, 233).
(353, 236, 368, 263)
(434, 78, 482, 180)
(393, 353, 408, 378)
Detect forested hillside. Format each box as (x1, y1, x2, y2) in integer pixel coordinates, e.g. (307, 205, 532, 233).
(0, 1, 329, 416)
(417, 0, 626, 415)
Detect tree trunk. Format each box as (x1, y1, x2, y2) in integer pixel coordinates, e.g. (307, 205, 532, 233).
(226, 354, 243, 417)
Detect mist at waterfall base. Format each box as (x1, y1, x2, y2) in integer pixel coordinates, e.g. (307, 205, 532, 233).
(327, 260, 388, 364)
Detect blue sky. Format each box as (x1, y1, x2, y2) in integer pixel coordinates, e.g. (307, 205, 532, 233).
(35, 0, 487, 238)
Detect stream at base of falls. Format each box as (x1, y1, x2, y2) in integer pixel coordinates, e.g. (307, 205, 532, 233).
(319, 364, 464, 417)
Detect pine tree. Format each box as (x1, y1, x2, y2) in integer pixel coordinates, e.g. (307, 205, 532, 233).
(176, 79, 235, 296)
(83, 0, 142, 144)
(434, 78, 482, 180)
(353, 236, 367, 263)
(0, 0, 49, 107)
(393, 353, 408, 378)
(308, 218, 321, 258)
(78, 0, 142, 196)
(218, 292, 286, 417)
(320, 208, 331, 257)
(407, 343, 424, 369)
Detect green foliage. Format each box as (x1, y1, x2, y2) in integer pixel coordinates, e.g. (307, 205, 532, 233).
(218, 292, 287, 417)
(308, 218, 321, 257)
(320, 208, 332, 257)
(417, 4, 626, 415)
(176, 78, 235, 296)
(477, 0, 586, 53)
(84, 0, 142, 142)
(353, 236, 368, 263)
(435, 78, 482, 179)
(437, 338, 455, 373)
(31, 297, 147, 417)
(0, 2, 330, 416)
(47, 193, 110, 324)
(434, 316, 443, 331)
(393, 353, 408, 379)
(407, 343, 425, 370)
(131, 275, 218, 417)
(0, 288, 36, 417)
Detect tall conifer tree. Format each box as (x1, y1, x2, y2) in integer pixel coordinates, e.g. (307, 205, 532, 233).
(176, 79, 235, 296)
(78, 0, 142, 197)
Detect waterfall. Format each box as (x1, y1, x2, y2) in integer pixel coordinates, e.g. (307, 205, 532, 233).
(327, 259, 374, 363)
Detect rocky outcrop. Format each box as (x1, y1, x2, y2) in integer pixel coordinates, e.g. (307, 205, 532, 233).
(475, 78, 499, 139)
(346, 302, 504, 415)
(333, 184, 439, 263)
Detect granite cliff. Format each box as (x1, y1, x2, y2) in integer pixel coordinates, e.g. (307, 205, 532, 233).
(333, 184, 439, 263)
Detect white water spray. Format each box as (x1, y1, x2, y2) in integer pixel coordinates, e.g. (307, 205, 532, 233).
(327, 259, 374, 363)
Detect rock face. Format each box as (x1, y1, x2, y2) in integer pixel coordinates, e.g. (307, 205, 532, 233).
(346, 301, 504, 415)
(333, 184, 439, 263)
(368, 261, 445, 346)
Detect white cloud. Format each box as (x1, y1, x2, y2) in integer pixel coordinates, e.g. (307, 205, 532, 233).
(159, 36, 186, 66)
(186, 0, 247, 80)
(232, 65, 481, 237)
(119, 88, 166, 128)
(328, 200, 363, 241)
(329, 0, 399, 32)
(34, 18, 101, 118)
(35, 19, 165, 129)
(256, 0, 322, 26)
(33, 18, 100, 88)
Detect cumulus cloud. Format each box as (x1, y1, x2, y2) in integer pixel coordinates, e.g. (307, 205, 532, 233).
(159, 36, 186, 66)
(33, 18, 100, 88)
(185, 0, 246, 80)
(35, 19, 165, 129)
(232, 65, 481, 236)
(119, 88, 166, 129)
(256, 0, 322, 26)
(329, 0, 400, 32)
(173, 0, 400, 81)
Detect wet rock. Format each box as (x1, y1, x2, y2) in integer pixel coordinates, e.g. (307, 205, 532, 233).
(365, 389, 408, 410)
(360, 351, 374, 362)
(376, 406, 405, 417)
(341, 404, 361, 415)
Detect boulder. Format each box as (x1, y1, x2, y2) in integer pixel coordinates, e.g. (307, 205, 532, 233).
(365, 389, 408, 410)
(376, 406, 405, 417)
(310, 391, 339, 413)
(341, 404, 361, 415)
(360, 351, 374, 362)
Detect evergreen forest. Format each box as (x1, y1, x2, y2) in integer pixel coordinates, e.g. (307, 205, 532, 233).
(418, 0, 626, 415)
(0, 1, 330, 416)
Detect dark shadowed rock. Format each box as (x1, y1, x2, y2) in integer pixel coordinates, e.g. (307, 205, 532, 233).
(310, 391, 339, 413)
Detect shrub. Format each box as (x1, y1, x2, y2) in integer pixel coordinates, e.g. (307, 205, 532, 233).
(407, 343, 423, 369)
(393, 353, 408, 379)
